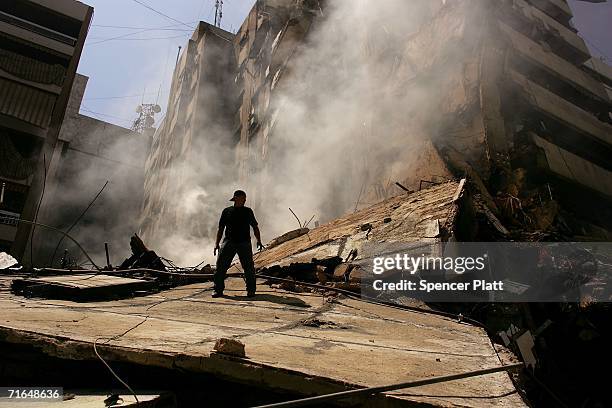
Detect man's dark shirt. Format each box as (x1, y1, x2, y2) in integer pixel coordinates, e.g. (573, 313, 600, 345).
(219, 206, 258, 243)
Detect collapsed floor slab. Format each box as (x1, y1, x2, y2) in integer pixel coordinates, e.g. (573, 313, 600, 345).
(0, 275, 525, 407)
(11, 274, 156, 301)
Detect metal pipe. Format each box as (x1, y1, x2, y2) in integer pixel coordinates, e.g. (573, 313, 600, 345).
(104, 242, 111, 269)
(251, 363, 524, 408)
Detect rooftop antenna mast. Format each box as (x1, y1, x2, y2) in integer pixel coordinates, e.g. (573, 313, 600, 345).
(131, 103, 161, 134)
(214, 0, 223, 28)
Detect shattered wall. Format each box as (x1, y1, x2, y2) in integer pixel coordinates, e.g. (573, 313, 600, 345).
(236, 0, 491, 237)
(236, 0, 612, 242)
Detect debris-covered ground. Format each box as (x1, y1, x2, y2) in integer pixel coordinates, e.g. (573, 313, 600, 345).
(1, 181, 610, 407)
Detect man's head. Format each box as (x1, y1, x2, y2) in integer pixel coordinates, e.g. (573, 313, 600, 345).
(230, 190, 247, 206)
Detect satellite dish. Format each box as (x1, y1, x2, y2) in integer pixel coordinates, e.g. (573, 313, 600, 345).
(136, 105, 142, 113)
(153, 105, 162, 113)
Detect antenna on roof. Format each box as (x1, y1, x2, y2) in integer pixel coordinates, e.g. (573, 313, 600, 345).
(214, 0, 223, 28)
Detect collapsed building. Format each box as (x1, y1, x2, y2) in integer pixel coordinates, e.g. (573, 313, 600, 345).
(230, 0, 612, 238)
(141, 0, 612, 246)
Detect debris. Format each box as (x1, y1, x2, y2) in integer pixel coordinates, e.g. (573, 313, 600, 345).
(530, 200, 558, 230)
(315, 265, 328, 283)
(452, 178, 466, 202)
(104, 393, 123, 407)
(360, 223, 373, 239)
(478, 201, 510, 236)
(119, 234, 165, 271)
(11, 274, 156, 302)
(333, 263, 352, 281)
(501, 279, 530, 295)
(271, 278, 300, 292)
(515, 331, 537, 370)
(312, 256, 342, 269)
(267, 227, 310, 249)
(104, 242, 111, 269)
(423, 219, 441, 238)
(348, 265, 363, 283)
(0, 252, 18, 270)
(345, 248, 358, 262)
(301, 318, 337, 328)
(395, 182, 412, 192)
(330, 281, 360, 292)
(214, 337, 246, 358)
(360, 223, 372, 232)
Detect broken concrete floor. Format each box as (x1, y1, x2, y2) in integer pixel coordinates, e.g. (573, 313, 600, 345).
(0, 276, 525, 407)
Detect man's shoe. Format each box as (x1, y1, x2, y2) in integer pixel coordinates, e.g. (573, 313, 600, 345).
(212, 292, 223, 298)
(247, 291, 256, 298)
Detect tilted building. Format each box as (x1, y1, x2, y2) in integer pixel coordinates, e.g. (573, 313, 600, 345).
(0, 0, 93, 258)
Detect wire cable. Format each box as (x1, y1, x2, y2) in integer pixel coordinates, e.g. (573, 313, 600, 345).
(129, 0, 193, 28)
(251, 362, 524, 408)
(49, 181, 109, 267)
(93, 337, 140, 405)
(3, 217, 101, 270)
(87, 21, 195, 45)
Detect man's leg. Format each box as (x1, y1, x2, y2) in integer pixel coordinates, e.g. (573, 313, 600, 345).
(214, 240, 236, 295)
(236, 242, 256, 295)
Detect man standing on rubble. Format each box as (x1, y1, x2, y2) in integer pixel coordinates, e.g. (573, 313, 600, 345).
(213, 190, 264, 298)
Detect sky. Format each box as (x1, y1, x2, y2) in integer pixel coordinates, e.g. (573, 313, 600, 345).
(77, 0, 611, 128)
(77, 0, 255, 128)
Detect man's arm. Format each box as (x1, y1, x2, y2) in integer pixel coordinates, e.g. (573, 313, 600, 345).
(214, 210, 226, 255)
(214, 228, 223, 255)
(253, 225, 263, 250)
(250, 209, 264, 251)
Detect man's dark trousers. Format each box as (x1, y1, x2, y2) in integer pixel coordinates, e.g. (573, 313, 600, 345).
(214, 239, 256, 294)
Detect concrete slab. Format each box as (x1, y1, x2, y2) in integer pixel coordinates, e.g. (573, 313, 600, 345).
(11, 274, 155, 301)
(0, 275, 526, 407)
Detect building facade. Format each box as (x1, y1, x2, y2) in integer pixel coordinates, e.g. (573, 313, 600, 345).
(0, 0, 93, 258)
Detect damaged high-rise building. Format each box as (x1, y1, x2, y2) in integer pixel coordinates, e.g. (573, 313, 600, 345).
(0, 1, 150, 267)
(142, 0, 612, 247)
(139, 22, 237, 260)
(0, 0, 93, 257)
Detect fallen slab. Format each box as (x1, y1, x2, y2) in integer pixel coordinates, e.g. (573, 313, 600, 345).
(0, 275, 526, 407)
(11, 274, 156, 301)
